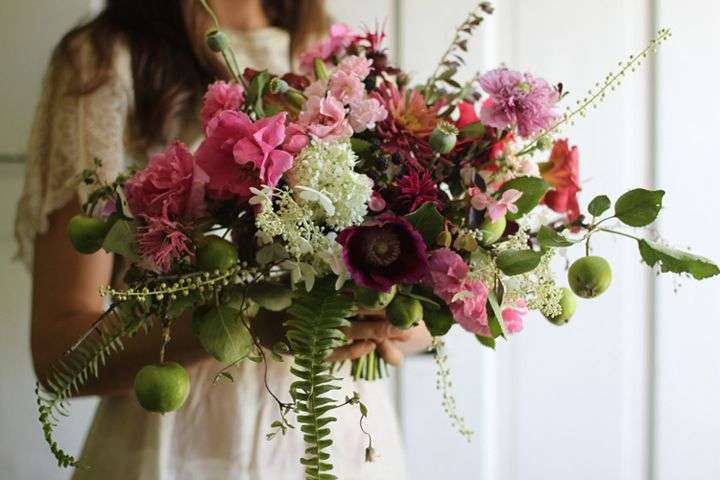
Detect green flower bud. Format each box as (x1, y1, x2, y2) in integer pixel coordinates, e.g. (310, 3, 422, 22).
(313, 57, 329, 81)
(269, 77, 289, 94)
(429, 121, 459, 154)
(386, 295, 423, 330)
(67, 214, 107, 254)
(537, 135, 553, 151)
(436, 230, 453, 248)
(545, 287, 577, 325)
(285, 89, 306, 110)
(206, 30, 229, 53)
(354, 285, 397, 310)
(479, 215, 507, 246)
(568, 256, 612, 299)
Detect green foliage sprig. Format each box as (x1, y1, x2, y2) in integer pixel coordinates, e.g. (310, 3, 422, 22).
(432, 337, 474, 441)
(285, 282, 354, 480)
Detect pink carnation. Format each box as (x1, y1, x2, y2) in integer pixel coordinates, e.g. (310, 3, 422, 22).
(329, 71, 365, 105)
(200, 81, 245, 132)
(297, 95, 353, 141)
(426, 248, 490, 335)
(137, 216, 194, 273)
(304, 79, 329, 99)
(338, 55, 373, 80)
(501, 299, 528, 334)
(349, 98, 387, 133)
(479, 68, 559, 138)
(196, 110, 293, 202)
(299, 23, 358, 75)
(125, 141, 208, 220)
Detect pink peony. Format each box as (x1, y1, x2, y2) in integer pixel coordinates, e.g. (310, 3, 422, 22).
(125, 141, 208, 220)
(195, 110, 293, 202)
(200, 81, 245, 132)
(349, 98, 387, 133)
(479, 68, 559, 138)
(427, 249, 470, 302)
(298, 95, 353, 141)
(329, 71, 365, 105)
(299, 23, 358, 75)
(137, 216, 194, 273)
(501, 299, 527, 334)
(338, 55, 373, 80)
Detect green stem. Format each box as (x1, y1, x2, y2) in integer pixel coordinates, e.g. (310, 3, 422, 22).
(596, 227, 642, 242)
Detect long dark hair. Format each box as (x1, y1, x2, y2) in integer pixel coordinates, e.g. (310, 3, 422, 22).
(53, 0, 328, 152)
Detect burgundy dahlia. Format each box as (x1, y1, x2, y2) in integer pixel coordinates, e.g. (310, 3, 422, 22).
(337, 214, 429, 292)
(392, 169, 441, 214)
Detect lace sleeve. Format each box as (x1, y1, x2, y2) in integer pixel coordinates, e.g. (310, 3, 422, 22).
(14, 42, 133, 269)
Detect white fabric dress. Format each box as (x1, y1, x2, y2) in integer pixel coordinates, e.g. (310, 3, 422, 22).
(15, 27, 407, 480)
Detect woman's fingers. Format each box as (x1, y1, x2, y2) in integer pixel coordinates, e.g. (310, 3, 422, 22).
(376, 340, 405, 366)
(343, 319, 411, 341)
(327, 340, 376, 362)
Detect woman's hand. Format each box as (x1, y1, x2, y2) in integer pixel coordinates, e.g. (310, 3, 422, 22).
(327, 309, 433, 366)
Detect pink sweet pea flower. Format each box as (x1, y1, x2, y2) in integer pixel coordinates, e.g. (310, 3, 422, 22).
(125, 141, 208, 220)
(368, 192, 387, 212)
(501, 299, 528, 334)
(471, 188, 523, 222)
(196, 110, 293, 202)
(200, 81, 245, 132)
(298, 95, 353, 141)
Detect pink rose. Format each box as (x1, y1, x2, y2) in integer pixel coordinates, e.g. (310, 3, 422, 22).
(329, 71, 365, 105)
(298, 95, 353, 141)
(200, 81, 245, 132)
(125, 141, 208, 220)
(338, 55, 373, 80)
(196, 110, 293, 202)
(349, 97, 387, 133)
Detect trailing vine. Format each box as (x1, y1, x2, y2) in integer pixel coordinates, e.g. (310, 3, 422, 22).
(285, 282, 353, 480)
(36, 303, 153, 467)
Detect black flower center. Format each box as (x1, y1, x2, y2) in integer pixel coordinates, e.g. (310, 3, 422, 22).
(363, 227, 401, 267)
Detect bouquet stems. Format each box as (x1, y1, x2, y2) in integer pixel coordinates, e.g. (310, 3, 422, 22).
(351, 350, 389, 381)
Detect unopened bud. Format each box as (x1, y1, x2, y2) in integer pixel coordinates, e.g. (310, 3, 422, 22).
(269, 77, 289, 94)
(537, 136, 553, 151)
(430, 121, 459, 154)
(206, 30, 229, 53)
(436, 230, 453, 248)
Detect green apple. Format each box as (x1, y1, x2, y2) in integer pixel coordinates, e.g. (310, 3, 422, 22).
(196, 235, 238, 272)
(354, 285, 397, 311)
(479, 215, 507, 246)
(134, 362, 190, 413)
(67, 214, 107, 254)
(546, 287, 577, 325)
(386, 295, 423, 330)
(568, 256, 612, 299)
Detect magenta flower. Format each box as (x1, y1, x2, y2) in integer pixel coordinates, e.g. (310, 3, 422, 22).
(137, 216, 194, 273)
(297, 95, 353, 141)
(479, 68, 559, 138)
(200, 81, 245, 132)
(427, 249, 470, 301)
(501, 299, 527, 334)
(125, 141, 208, 220)
(337, 213, 429, 292)
(393, 169, 442, 214)
(471, 188, 523, 221)
(195, 110, 293, 202)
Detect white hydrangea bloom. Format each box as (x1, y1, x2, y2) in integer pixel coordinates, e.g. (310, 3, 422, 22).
(286, 140, 372, 229)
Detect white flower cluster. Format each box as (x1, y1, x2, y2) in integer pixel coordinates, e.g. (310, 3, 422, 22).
(493, 230, 563, 318)
(286, 140, 372, 229)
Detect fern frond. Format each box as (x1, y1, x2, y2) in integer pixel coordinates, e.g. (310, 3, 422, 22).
(285, 282, 353, 480)
(36, 306, 152, 467)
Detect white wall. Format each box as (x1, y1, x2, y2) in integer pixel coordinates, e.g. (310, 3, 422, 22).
(1, 1, 718, 480)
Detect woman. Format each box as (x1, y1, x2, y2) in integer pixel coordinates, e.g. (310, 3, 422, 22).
(15, 0, 432, 478)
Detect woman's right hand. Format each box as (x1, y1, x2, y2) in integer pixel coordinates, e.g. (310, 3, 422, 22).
(326, 309, 411, 365)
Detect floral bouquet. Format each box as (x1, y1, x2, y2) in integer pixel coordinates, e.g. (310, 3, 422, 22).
(39, 1, 718, 478)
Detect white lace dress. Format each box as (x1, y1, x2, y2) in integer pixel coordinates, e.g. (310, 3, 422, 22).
(15, 27, 407, 480)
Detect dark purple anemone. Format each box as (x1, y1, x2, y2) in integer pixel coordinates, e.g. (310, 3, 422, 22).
(337, 213, 429, 292)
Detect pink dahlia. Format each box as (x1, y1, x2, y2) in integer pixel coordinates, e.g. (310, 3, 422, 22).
(200, 81, 245, 132)
(195, 110, 293, 202)
(137, 216, 194, 273)
(337, 213, 429, 292)
(479, 68, 559, 138)
(125, 141, 208, 220)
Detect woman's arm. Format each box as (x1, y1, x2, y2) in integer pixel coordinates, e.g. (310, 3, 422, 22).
(31, 199, 210, 398)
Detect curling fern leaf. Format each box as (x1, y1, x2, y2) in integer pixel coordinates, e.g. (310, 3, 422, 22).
(285, 281, 353, 480)
(36, 306, 152, 467)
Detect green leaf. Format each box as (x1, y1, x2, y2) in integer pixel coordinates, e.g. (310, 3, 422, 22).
(248, 282, 293, 312)
(459, 121, 486, 139)
(166, 292, 199, 319)
(498, 177, 550, 220)
(404, 203, 445, 245)
(247, 70, 270, 117)
(102, 219, 140, 261)
(537, 226, 577, 248)
(496, 249, 543, 276)
(638, 240, 719, 280)
(476, 335, 496, 349)
(614, 188, 665, 227)
(350, 138, 372, 155)
(588, 194, 611, 217)
(487, 291, 506, 338)
(422, 303, 454, 336)
(196, 306, 253, 363)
